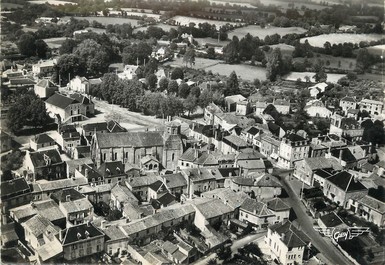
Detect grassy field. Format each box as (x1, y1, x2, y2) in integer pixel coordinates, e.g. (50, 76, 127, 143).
(293, 54, 356, 70)
(43, 37, 67, 49)
(367, 44, 385, 56)
(283, 71, 345, 83)
(206, 63, 267, 81)
(195, 37, 230, 47)
(269, 43, 295, 57)
(29, 0, 77, 5)
(300, 33, 385, 48)
(169, 16, 241, 30)
(63, 16, 141, 26)
(258, 0, 331, 10)
(228, 25, 307, 39)
(164, 57, 223, 69)
(133, 23, 178, 33)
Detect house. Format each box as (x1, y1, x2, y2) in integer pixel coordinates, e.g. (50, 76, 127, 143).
(1, 130, 12, 153)
(22, 214, 63, 262)
(260, 134, 280, 160)
(30, 133, 56, 151)
(329, 114, 363, 141)
(24, 148, 66, 181)
(265, 221, 311, 265)
(241, 126, 262, 146)
(73, 146, 91, 159)
(236, 158, 266, 175)
(9, 199, 66, 228)
(204, 103, 223, 125)
(224, 94, 247, 112)
(236, 101, 251, 115)
(181, 168, 218, 198)
(239, 198, 275, 229)
(51, 188, 94, 225)
(259, 113, 275, 125)
(161, 239, 197, 264)
(221, 134, 248, 155)
(110, 183, 139, 212)
(62, 223, 105, 261)
(45, 93, 88, 124)
(224, 174, 282, 199)
(305, 100, 332, 118)
(81, 121, 126, 144)
(265, 198, 290, 223)
(278, 133, 310, 169)
(317, 212, 347, 230)
(201, 188, 249, 211)
(1, 222, 19, 248)
(293, 157, 343, 186)
(75, 164, 104, 185)
(118, 65, 138, 80)
(69, 93, 95, 116)
(178, 148, 235, 169)
(162, 173, 188, 198)
(359, 98, 383, 115)
(98, 161, 128, 184)
(348, 195, 385, 227)
(308, 82, 328, 98)
(1, 177, 32, 216)
(32, 59, 57, 76)
(68, 76, 90, 94)
(65, 158, 93, 178)
(34, 79, 58, 99)
(340, 96, 357, 114)
(309, 134, 347, 157)
(328, 145, 371, 169)
(59, 124, 81, 157)
(323, 171, 368, 207)
(125, 175, 163, 201)
(272, 99, 290, 114)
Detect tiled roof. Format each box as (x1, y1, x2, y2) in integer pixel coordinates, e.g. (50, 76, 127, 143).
(63, 223, 104, 245)
(225, 94, 246, 104)
(36, 79, 57, 88)
(69, 93, 91, 104)
(193, 198, 233, 219)
(269, 221, 310, 248)
(29, 148, 63, 168)
(237, 150, 265, 160)
(331, 148, 356, 163)
(285, 133, 306, 142)
(237, 159, 265, 170)
(326, 171, 367, 192)
(1, 177, 30, 198)
(45, 93, 78, 109)
(246, 126, 260, 136)
(240, 198, 273, 216)
(22, 214, 59, 238)
(82, 122, 108, 132)
(75, 145, 90, 153)
(10, 199, 65, 222)
(340, 118, 361, 129)
(255, 174, 281, 187)
(156, 192, 176, 207)
(103, 225, 128, 241)
(149, 180, 163, 192)
(223, 134, 248, 148)
(265, 198, 290, 211)
(106, 120, 127, 132)
(51, 188, 85, 202)
(201, 188, 249, 209)
(126, 175, 162, 188)
(95, 131, 164, 149)
(341, 96, 356, 103)
(313, 168, 334, 179)
(319, 212, 345, 227)
(163, 173, 187, 189)
(33, 133, 55, 144)
(98, 161, 125, 177)
(302, 157, 343, 171)
(359, 195, 385, 214)
(111, 184, 138, 204)
(60, 198, 93, 214)
(31, 177, 88, 192)
(182, 168, 216, 182)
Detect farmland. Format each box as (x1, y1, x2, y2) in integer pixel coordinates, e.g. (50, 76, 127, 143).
(43, 37, 67, 49)
(228, 25, 307, 39)
(133, 23, 178, 33)
(300, 33, 385, 48)
(283, 71, 345, 83)
(258, 0, 331, 10)
(29, 0, 76, 5)
(62, 16, 141, 26)
(293, 54, 356, 71)
(169, 16, 241, 30)
(367, 44, 385, 56)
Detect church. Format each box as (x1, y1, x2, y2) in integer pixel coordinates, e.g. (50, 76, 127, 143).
(90, 121, 184, 170)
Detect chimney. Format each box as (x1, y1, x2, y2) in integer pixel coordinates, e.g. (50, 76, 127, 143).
(339, 149, 343, 163)
(85, 168, 89, 178)
(228, 171, 232, 177)
(85, 231, 90, 238)
(66, 195, 71, 202)
(59, 229, 64, 242)
(194, 148, 199, 159)
(281, 233, 285, 240)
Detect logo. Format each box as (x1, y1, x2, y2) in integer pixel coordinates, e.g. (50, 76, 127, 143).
(314, 227, 370, 241)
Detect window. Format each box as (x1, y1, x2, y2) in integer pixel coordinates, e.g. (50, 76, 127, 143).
(172, 153, 175, 161)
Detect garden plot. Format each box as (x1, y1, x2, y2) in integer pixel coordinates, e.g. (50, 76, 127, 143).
(300, 33, 384, 48)
(283, 72, 345, 83)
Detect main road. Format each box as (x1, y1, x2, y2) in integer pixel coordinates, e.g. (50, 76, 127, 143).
(280, 174, 354, 265)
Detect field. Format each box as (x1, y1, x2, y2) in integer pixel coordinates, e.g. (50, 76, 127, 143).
(228, 25, 307, 39)
(43, 37, 67, 49)
(1, 3, 23, 9)
(300, 33, 385, 48)
(269, 43, 295, 57)
(169, 16, 240, 30)
(258, 0, 331, 10)
(208, 0, 257, 8)
(62, 16, 141, 26)
(283, 71, 345, 83)
(133, 23, 178, 33)
(164, 57, 223, 69)
(293, 54, 356, 70)
(195, 37, 230, 47)
(29, 0, 77, 5)
(367, 44, 385, 56)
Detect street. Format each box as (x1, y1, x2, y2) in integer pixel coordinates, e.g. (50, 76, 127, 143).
(280, 175, 354, 265)
(193, 232, 266, 265)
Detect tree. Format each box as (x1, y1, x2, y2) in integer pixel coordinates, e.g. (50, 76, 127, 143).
(190, 86, 201, 98)
(183, 94, 198, 116)
(7, 94, 50, 133)
(35, 39, 49, 58)
(356, 48, 376, 73)
(1, 150, 24, 172)
(224, 71, 239, 96)
(56, 54, 87, 84)
(59, 38, 78, 55)
(146, 73, 157, 91)
(178, 82, 190, 98)
(120, 80, 144, 111)
(313, 60, 327, 83)
(183, 47, 196, 68)
(167, 80, 179, 94)
(266, 48, 284, 82)
(223, 39, 239, 64)
(158, 77, 169, 91)
(198, 89, 213, 108)
(122, 42, 152, 65)
(75, 39, 109, 76)
(217, 246, 232, 260)
(207, 47, 215, 59)
(170, 67, 184, 80)
(17, 33, 36, 57)
(100, 73, 120, 103)
(363, 120, 385, 146)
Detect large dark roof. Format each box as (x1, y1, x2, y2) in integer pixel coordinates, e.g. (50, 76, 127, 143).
(1, 178, 30, 198)
(330, 148, 356, 163)
(319, 212, 344, 227)
(69, 93, 90, 104)
(246, 126, 260, 136)
(29, 149, 63, 168)
(326, 171, 367, 192)
(33, 133, 55, 144)
(98, 161, 125, 177)
(82, 122, 108, 132)
(45, 93, 78, 109)
(269, 221, 310, 248)
(51, 188, 85, 203)
(285, 133, 306, 142)
(190, 123, 214, 137)
(63, 223, 104, 245)
(95, 132, 163, 148)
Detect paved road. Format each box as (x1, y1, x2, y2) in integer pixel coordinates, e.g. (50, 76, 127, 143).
(281, 176, 354, 265)
(193, 232, 266, 265)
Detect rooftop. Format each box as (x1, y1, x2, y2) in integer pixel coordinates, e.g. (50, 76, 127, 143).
(240, 198, 273, 217)
(269, 221, 311, 248)
(94, 131, 164, 149)
(45, 93, 78, 109)
(319, 212, 345, 227)
(63, 223, 104, 245)
(28, 148, 63, 168)
(326, 171, 367, 192)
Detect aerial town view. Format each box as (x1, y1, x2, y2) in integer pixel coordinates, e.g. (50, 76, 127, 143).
(0, 0, 384, 264)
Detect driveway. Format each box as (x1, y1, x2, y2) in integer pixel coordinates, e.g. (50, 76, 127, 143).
(281, 175, 354, 265)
